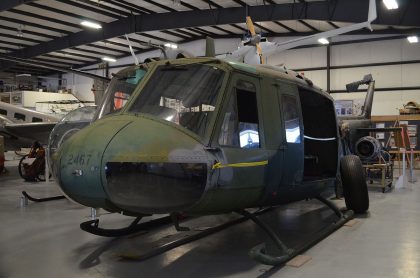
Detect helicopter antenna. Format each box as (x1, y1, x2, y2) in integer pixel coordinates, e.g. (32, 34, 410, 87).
(125, 34, 140, 65)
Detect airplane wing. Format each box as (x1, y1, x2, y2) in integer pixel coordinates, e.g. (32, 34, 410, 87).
(0, 120, 56, 150)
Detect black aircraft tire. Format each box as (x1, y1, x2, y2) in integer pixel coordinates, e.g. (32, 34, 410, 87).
(340, 155, 369, 213)
(18, 155, 32, 181)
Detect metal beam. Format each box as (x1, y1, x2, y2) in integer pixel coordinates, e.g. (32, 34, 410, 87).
(0, 15, 71, 35)
(2, 0, 420, 71)
(0, 24, 57, 40)
(0, 0, 36, 11)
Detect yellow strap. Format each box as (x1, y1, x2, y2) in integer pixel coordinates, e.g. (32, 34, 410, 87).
(212, 160, 268, 170)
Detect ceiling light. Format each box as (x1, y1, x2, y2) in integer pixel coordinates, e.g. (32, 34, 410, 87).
(102, 57, 117, 62)
(16, 73, 31, 77)
(407, 36, 418, 43)
(318, 38, 329, 45)
(81, 21, 102, 29)
(383, 0, 398, 10)
(164, 43, 178, 49)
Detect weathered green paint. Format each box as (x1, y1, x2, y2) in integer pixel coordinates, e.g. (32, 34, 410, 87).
(53, 57, 339, 216)
(55, 118, 132, 209)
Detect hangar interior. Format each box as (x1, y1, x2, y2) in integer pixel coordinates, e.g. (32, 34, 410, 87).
(1, 0, 420, 277)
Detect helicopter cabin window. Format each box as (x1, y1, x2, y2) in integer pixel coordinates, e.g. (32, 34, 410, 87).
(281, 95, 301, 143)
(218, 80, 260, 149)
(96, 67, 147, 119)
(0, 109, 6, 116)
(129, 63, 225, 138)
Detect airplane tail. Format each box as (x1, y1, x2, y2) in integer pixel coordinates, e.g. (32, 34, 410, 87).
(344, 74, 375, 119)
(367, 0, 377, 31)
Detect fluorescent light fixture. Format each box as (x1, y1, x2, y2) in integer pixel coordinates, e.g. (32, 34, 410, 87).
(164, 43, 178, 49)
(318, 38, 329, 45)
(16, 73, 31, 77)
(102, 57, 117, 62)
(81, 21, 102, 29)
(407, 36, 418, 43)
(383, 0, 398, 10)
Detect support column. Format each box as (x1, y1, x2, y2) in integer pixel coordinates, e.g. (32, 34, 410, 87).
(327, 44, 331, 93)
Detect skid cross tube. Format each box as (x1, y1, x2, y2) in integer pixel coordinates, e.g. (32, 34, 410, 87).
(242, 196, 354, 265)
(119, 207, 273, 261)
(236, 209, 293, 255)
(315, 196, 343, 218)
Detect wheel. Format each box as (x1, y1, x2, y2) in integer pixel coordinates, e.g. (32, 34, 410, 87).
(18, 155, 35, 181)
(340, 155, 369, 213)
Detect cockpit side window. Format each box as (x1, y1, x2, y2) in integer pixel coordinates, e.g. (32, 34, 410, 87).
(96, 67, 146, 120)
(218, 80, 260, 149)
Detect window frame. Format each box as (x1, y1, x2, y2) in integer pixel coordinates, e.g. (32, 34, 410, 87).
(216, 73, 264, 149)
(279, 94, 302, 144)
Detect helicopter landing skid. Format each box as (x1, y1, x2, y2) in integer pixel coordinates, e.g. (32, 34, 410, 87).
(118, 207, 273, 261)
(80, 215, 173, 237)
(239, 196, 354, 266)
(21, 191, 66, 203)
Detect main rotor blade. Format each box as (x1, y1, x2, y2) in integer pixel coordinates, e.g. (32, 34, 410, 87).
(263, 0, 377, 57)
(246, 16, 256, 36)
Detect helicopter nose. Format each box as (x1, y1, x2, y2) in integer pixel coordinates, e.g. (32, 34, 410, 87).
(53, 118, 132, 209)
(101, 116, 210, 215)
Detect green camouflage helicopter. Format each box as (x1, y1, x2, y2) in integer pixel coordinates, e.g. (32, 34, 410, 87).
(2, 0, 377, 265)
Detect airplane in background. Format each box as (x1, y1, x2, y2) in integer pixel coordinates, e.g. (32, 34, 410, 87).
(0, 101, 60, 150)
(0, 59, 110, 151)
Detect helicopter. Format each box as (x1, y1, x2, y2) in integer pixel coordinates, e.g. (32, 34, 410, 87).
(1, 0, 378, 265)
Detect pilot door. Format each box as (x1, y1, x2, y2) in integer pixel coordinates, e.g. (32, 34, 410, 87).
(212, 73, 267, 206)
(277, 83, 304, 186)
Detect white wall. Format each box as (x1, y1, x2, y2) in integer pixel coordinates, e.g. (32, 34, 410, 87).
(64, 68, 108, 101)
(267, 36, 420, 116)
(64, 35, 420, 115)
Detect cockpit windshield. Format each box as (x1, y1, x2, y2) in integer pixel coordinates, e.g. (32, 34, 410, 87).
(129, 63, 225, 138)
(95, 67, 146, 120)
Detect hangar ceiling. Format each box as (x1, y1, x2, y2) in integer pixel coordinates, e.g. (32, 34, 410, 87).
(0, 0, 419, 76)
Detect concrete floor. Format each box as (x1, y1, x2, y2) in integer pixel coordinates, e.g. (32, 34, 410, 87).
(0, 154, 419, 278)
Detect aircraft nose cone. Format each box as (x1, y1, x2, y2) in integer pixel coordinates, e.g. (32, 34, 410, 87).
(101, 116, 211, 214)
(54, 118, 132, 209)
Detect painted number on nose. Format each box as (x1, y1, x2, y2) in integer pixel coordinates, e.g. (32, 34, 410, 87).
(67, 153, 92, 166)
